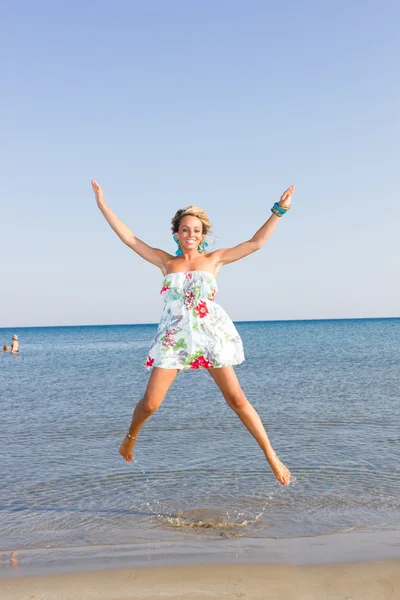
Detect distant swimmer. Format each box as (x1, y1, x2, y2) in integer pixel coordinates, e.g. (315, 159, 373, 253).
(10, 335, 19, 354)
(3, 345, 9, 353)
(92, 179, 295, 486)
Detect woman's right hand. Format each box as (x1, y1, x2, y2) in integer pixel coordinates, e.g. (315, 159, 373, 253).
(91, 179, 105, 209)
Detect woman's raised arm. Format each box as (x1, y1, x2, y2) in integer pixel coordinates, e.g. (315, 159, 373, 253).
(91, 179, 172, 270)
(212, 185, 295, 267)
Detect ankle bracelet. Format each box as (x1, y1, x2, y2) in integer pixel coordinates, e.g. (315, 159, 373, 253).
(127, 433, 136, 440)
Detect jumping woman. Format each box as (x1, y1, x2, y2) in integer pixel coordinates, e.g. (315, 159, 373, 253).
(91, 180, 295, 485)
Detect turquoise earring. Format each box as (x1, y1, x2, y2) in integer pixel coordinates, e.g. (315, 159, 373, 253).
(198, 241, 209, 253)
(173, 235, 183, 256)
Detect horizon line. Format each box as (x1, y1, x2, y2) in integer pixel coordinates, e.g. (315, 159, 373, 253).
(1, 316, 399, 330)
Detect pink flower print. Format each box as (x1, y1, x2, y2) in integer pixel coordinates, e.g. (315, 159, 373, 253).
(208, 289, 216, 301)
(184, 290, 195, 309)
(162, 328, 176, 349)
(160, 285, 170, 295)
(190, 358, 201, 369)
(144, 356, 155, 368)
(185, 272, 193, 279)
(194, 300, 209, 318)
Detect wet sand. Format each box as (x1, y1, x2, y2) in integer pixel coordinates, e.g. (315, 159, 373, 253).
(3, 560, 400, 600)
(2, 531, 400, 599)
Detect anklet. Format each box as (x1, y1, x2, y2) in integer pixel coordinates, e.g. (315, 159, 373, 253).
(127, 433, 136, 440)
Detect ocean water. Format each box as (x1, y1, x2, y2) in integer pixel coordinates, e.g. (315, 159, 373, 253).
(1, 319, 399, 554)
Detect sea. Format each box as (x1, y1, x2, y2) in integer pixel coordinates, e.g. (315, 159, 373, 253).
(1, 319, 399, 570)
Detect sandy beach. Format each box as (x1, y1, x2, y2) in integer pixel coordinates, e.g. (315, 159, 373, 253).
(3, 560, 400, 600)
(2, 530, 400, 599)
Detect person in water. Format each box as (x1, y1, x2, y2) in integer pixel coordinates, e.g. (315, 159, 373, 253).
(10, 335, 19, 354)
(3, 345, 9, 353)
(91, 179, 295, 486)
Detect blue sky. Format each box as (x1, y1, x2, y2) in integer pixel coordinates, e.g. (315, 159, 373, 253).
(1, 1, 399, 327)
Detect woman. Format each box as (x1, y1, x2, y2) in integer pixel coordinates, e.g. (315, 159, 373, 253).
(91, 180, 295, 486)
(10, 335, 19, 354)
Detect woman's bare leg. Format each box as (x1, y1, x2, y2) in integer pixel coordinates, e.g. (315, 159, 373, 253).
(119, 367, 179, 462)
(209, 366, 290, 485)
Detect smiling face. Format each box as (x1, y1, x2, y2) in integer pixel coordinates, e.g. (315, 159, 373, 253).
(176, 215, 203, 251)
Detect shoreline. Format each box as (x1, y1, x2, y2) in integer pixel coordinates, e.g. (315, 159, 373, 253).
(3, 560, 400, 600)
(2, 529, 400, 578)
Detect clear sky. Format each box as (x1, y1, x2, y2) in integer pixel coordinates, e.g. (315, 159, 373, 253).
(1, 1, 399, 327)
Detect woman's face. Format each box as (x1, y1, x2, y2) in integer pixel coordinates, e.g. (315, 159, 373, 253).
(177, 216, 203, 251)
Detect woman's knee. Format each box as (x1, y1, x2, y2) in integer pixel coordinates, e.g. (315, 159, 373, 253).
(224, 391, 248, 412)
(140, 394, 163, 416)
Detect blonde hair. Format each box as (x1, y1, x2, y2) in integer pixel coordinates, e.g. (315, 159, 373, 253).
(171, 205, 212, 237)
(3, 345, 8, 352)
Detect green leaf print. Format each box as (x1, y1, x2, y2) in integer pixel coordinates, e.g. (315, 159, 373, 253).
(173, 338, 187, 351)
(171, 287, 182, 300)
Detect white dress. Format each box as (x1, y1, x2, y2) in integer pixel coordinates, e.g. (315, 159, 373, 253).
(143, 270, 245, 370)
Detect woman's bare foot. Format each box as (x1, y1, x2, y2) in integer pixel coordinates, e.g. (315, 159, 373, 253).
(119, 435, 136, 462)
(267, 454, 291, 486)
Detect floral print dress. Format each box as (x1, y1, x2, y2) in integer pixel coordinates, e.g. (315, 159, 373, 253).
(143, 270, 244, 371)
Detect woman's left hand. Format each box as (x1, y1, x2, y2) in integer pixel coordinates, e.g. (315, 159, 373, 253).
(279, 184, 296, 207)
